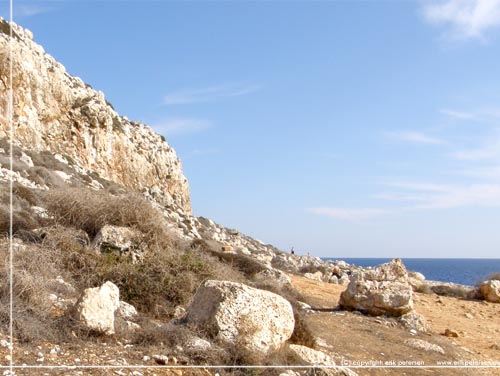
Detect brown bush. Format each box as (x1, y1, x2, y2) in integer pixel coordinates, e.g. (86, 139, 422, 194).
(42, 187, 171, 244)
(0, 186, 40, 236)
(0, 239, 69, 342)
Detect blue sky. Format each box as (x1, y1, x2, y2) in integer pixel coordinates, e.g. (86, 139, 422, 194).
(2, 0, 500, 258)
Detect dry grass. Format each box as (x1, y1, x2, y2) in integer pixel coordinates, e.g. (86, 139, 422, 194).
(0, 184, 42, 236)
(0, 238, 71, 342)
(43, 187, 170, 243)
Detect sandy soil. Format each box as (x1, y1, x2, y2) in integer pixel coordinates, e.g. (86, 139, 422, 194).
(0, 275, 499, 375)
(290, 275, 500, 376)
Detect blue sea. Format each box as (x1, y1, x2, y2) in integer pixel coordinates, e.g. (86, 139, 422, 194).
(324, 258, 500, 286)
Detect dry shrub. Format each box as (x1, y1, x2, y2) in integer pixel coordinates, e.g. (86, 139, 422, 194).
(206, 250, 267, 278)
(12, 184, 41, 206)
(0, 238, 68, 342)
(0, 184, 40, 235)
(299, 265, 329, 275)
(26, 150, 71, 173)
(26, 166, 66, 188)
(0, 154, 29, 172)
(487, 272, 500, 281)
(54, 242, 239, 319)
(42, 187, 171, 243)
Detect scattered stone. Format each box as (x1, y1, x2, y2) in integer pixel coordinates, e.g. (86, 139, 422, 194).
(338, 274, 350, 286)
(221, 245, 234, 252)
(152, 354, 168, 365)
(185, 336, 212, 352)
(288, 344, 334, 365)
(442, 329, 459, 338)
(405, 339, 445, 355)
(399, 312, 429, 332)
(254, 268, 292, 287)
(20, 152, 34, 167)
(74, 281, 120, 335)
(296, 301, 312, 311)
(173, 306, 186, 319)
(117, 301, 138, 321)
(185, 280, 294, 355)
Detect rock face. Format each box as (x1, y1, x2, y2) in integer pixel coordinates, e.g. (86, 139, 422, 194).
(74, 281, 120, 335)
(185, 280, 295, 354)
(480, 279, 500, 303)
(339, 259, 413, 316)
(0, 19, 191, 213)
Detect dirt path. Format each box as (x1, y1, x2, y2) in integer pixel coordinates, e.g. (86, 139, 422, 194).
(290, 275, 500, 376)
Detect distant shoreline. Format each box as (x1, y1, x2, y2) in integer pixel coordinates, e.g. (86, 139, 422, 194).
(322, 258, 500, 286)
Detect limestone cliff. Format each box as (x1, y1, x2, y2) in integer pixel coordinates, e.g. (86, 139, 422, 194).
(0, 18, 191, 213)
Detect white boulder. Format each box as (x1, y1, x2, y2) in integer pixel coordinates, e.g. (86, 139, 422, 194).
(74, 281, 120, 335)
(185, 280, 294, 354)
(339, 259, 413, 316)
(481, 279, 500, 303)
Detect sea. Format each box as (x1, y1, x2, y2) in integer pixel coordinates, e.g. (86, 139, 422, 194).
(323, 258, 500, 286)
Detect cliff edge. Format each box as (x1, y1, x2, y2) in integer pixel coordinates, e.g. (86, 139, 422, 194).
(0, 18, 191, 213)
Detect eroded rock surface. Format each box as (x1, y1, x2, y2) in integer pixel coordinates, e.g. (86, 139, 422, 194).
(185, 280, 294, 354)
(74, 281, 120, 335)
(480, 279, 500, 303)
(339, 259, 414, 316)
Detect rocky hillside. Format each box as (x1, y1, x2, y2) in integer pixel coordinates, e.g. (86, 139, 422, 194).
(0, 18, 191, 214)
(1, 17, 500, 376)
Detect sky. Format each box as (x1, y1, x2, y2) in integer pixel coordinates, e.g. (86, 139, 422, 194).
(2, 0, 500, 258)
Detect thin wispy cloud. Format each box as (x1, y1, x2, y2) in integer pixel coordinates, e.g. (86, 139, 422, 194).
(385, 131, 445, 145)
(422, 0, 500, 40)
(377, 181, 500, 210)
(440, 108, 479, 120)
(308, 207, 391, 222)
(16, 4, 50, 17)
(163, 83, 262, 105)
(440, 107, 500, 122)
(450, 132, 500, 161)
(458, 165, 500, 180)
(152, 118, 210, 136)
(0, 3, 52, 18)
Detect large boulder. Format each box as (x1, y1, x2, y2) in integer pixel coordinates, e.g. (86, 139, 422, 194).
(74, 281, 120, 335)
(185, 280, 294, 355)
(480, 279, 500, 303)
(93, 225, 140, 253)
(339, 259, 413, 316)
(93, 225, 143, 262)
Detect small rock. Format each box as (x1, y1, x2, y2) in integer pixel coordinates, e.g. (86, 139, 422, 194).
(405, 339, 445, 355)
(142, 355, 150, 362)
(117, 301, 138, 321)
(153, 355, 168, 365)
(443, 329, 459, 338)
